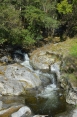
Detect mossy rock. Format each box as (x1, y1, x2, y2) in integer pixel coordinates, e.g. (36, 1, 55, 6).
(67, 73, 77, 88)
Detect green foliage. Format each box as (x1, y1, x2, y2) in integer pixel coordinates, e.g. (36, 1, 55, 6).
(22, 5, 45, 25)
(56, 0, 77, 38)
(57, 0, 72, 14)
(21, 4, 59, 41)
(0, 26, 8, 44)
(9, 28, 22, 45)
(0, 6, 21, 28)
(9, 28, 35, 45)
(21, 5, 44, 40)
(0, 0, 60, 46)
(73, 0, 77, 4)
(1, 0, 77, 47)
(44, 16, 59, 29)
(22, 29, 35, 46)
(0, 3, 21, 44)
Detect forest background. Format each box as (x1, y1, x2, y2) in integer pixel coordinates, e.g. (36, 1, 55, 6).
(0, 0, 77, 49)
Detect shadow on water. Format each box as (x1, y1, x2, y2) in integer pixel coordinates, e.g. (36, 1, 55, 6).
(25, 87, 66, 117)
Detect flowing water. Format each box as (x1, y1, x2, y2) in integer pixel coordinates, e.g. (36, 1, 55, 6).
(9, 49, 67, 116)
(10, 49, 76, 116)
(19, 53, 66, 116)
(0, 48, 75, 117)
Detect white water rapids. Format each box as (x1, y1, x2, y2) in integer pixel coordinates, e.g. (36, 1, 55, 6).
(21, 54, 61, 97)
(13, 50, 66, 116)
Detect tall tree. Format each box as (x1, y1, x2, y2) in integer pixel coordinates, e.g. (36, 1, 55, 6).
(0, 0, 60, 46)
(57, 0, 77, 37)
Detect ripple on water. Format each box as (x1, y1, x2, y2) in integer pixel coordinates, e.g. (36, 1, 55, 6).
(25, 87, 66, 116)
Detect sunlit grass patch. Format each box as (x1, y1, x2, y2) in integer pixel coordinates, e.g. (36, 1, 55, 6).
(70, 42, 77, 57)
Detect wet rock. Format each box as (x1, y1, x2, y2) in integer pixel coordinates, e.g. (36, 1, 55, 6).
(0, 95, 26, 110)
(0, 63, 41, 95)
(11, 106, 31, 117)
(0, 94, 2, 97)
(60, 56, 77, 105)
(0, 105, 22, 117)
(39, 73, 52, 87)
(61, 57, 77, 89)
(59, 75, 77, 105)
(0, 55, 13, 64)
(11, 50, 25, 63)
(66, 90, 77, 105)
(33, 115, 47, 117)
(0, 101, 3, 110)
(72, 108, 77, 117)
(0, 56, 9, 63)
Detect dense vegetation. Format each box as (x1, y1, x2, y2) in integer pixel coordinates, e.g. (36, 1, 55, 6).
(0, 0, 77, 48)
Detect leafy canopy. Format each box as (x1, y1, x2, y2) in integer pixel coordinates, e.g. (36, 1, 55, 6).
(57, 0, 72, 14)
(0, 0, 59, 46)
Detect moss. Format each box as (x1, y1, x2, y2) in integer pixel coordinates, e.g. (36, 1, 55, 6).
(66, 73, 77, 87)
(68, 74, 77, 80)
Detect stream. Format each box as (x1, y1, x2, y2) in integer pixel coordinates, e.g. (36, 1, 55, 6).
(17, 51, 66, 116)
(0, 49, 75, 117)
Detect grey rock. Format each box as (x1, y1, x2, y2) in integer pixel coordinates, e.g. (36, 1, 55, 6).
(0, 56, 9, 63)
(30, 50, 61, 72)
(66, 90, 77, 105)
(0, 101, 3, 110)
(0, 105, 22, 116)
(0, 64, 41, 95)
(11, 106, 31, 117)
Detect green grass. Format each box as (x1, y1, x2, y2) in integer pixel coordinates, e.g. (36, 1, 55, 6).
(65, 73, 77, 87)
(70, 43, 77, 57)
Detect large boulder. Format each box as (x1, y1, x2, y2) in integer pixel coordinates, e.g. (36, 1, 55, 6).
(60, 56, 77, 105)
(0, 63, 41, 95)
(30, 49, 61, 72)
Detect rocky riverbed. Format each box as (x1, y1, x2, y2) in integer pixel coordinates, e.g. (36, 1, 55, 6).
(0, 38, 77, 117)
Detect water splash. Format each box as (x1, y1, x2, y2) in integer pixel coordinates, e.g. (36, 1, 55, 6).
(21, 54, 33, 70)
(21, 54, 60, 93)
(50, 62, 60, 80)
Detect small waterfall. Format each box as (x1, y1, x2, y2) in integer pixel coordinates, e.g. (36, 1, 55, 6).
(21, 54, 33, 70)
(37, 73, 58, 99)
(50, 62, 60, 80)
(38, 63, 60, 97)
(12, 50, 33, 70)
(21, 54, 41, 76)
(12, 49, 25, 62)
(21, 54, 60, 91)
(14, 52, 61, 93)
(13, 51, 66, 116)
